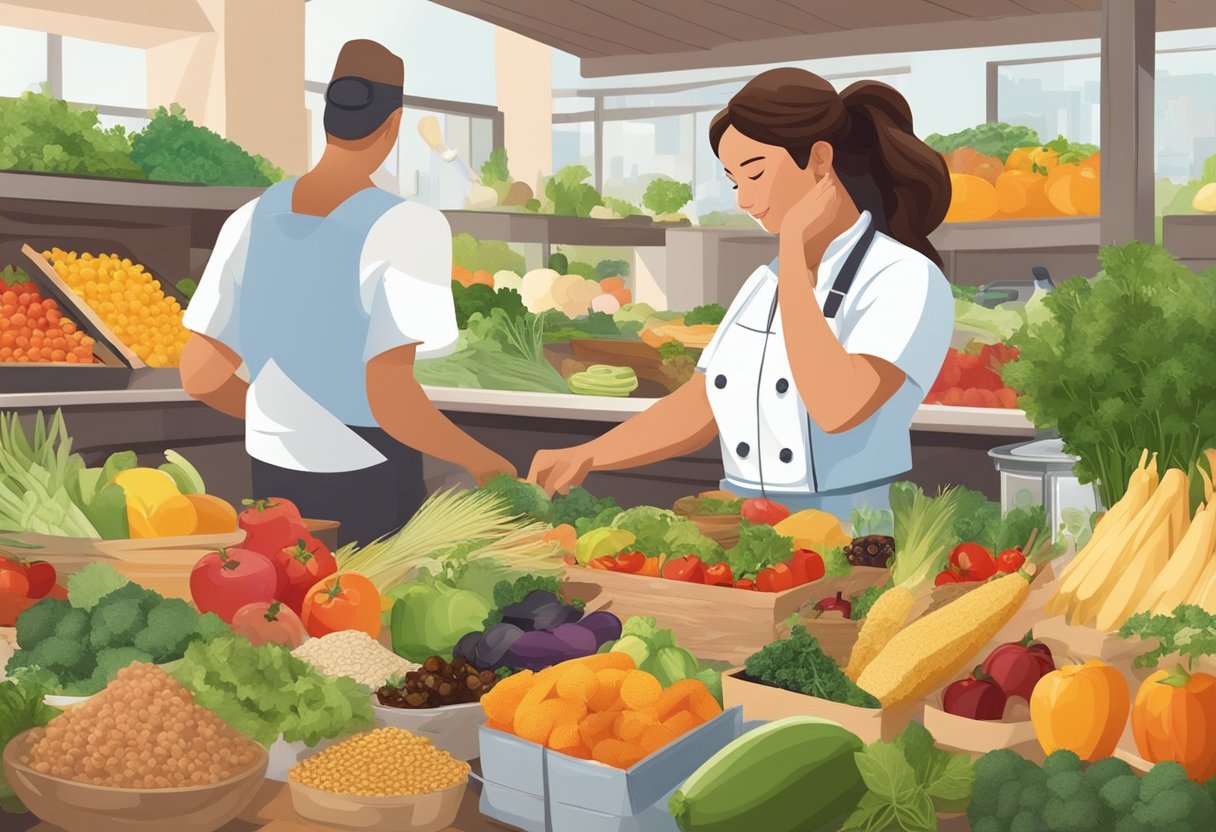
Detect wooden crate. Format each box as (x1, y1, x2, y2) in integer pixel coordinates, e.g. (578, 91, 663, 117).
(562, 564, 888, 664)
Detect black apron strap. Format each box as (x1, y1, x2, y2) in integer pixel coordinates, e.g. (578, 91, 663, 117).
(822, 219, 878, 319)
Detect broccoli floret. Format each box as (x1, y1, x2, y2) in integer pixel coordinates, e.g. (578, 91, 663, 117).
(1043, 793, 1102, 832)
(479, 474, 552, 523)
(998, 780, 1025, 821)
(89, 594, 145, 651)
(53, 607, 90, 642)
(1138, 761, 1189, 803)
(1113, 816, 1149, 832)
(972, 819, 1005, 832)
(6, 665, 61, 695)
(1133, 788, 1194, 828)
(84, 647, 154, 693)
(1087, 757, 1134, 792)
(550, 486, 619, 529)
(1046, 771, 1087, 801)
(132, 599, 200, 662)
(1010, 811, 1048, 832)
(1042, 750, 1084, 779)
(193, 611, 230, 642)
(972, 750, 1042, 826)
(29, 635, 87, 675)
(15, 598, 71, 650)
(66, 562, 129, 610)
(1100, 775, 1143, 815)
(1020, 783, 1049, 812)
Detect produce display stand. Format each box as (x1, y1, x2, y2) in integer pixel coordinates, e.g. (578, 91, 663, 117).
(564, 564, 889, 664)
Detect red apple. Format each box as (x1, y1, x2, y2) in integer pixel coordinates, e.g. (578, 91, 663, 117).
(981, 632, 1055, 701)
(190, 547, 278, 624)
(942, 667, 1007, 721)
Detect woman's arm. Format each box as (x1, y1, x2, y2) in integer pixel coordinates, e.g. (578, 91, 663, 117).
(529, 374, 718, 495)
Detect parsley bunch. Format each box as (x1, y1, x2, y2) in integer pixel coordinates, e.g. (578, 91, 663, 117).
(1118, 604, 1216, 669)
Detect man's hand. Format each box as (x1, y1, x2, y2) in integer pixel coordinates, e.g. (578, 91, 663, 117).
(466, 449, 517, 486)
(528, 446, 596, 496)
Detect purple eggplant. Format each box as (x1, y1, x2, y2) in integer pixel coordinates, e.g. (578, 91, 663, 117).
(552, 623, 597, 656)
(503, 630, 578, 672)
(475, 623, 526, 668)
(578, 611, 623, 647)
(501, 590, 562, 630)
(530, 601, 584, 632)
(452, 631, 483, 664)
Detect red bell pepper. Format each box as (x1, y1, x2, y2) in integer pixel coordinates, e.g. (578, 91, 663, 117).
(755, 563, 795, 593)
(740, 498, 791, 527)
(589, 556, 619, 570)
(662, 555, 706, 583)
(615, 551, 647, 574)
(239, 497, 309, 558)
(735, 578, 756, 591)
(951, 543, 997, 581)
(996, 547, 1026, 573)
(935, 570, 960, 586)
(790, 550, 825, 586)
(704, 562, 734, 587)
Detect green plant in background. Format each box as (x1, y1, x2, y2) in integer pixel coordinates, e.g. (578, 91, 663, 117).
(452, 233, 526, 276)
(603, 196, 644, 218)
(595, 259, 630, 279)
(643, 177, 693, 218)
(480, 147, 511, 186)
(1003, 241, 1216, 511)
(922, 122, 1042, 164)
(545, 165, 604, 218)
(130, 105, 284, 187)
(0, 92, 145, 179)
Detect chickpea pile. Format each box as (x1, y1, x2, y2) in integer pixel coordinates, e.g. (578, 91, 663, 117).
(289, 727, 469, 797)
(43, 248, 190, 368)
(20, 664, 260, 789)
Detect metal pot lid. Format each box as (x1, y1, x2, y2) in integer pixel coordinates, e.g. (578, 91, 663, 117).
(989, 438, 1080, 469)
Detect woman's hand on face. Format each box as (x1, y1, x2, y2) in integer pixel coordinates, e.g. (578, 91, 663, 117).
(528, 446, 595, 497)
(780, 168, 845, 246)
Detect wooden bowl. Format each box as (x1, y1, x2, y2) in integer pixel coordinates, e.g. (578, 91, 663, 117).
(2, 728, 268, 832)
(288, 777, 467, 832)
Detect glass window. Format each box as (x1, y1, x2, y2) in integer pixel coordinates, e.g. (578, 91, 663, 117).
(552, 121, 594, 173)
(0, 26, 46, 96)
(61, 36, 147, 109)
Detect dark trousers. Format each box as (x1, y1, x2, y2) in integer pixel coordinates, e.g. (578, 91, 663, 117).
(250, 426, 426, 548)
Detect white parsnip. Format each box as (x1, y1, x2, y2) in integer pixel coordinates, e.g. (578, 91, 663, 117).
(1140, 499, 1216, 614)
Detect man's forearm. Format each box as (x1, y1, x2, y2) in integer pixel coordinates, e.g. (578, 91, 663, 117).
(193, 376, 248, 420)
(371, 383, 491, 469)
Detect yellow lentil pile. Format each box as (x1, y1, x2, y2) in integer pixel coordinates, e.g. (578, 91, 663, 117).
(20, 663, 260, 789)
(43, 248, 190, 368)
(289, 727, 469, 797)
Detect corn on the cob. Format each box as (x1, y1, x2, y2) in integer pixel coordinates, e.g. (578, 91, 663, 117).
(1138, 498, 1216, 614)
(855, 570, 1033, 707)
(843, 586, 914, 682)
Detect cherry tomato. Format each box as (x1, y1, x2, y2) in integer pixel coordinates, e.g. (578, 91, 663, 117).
(23, 561, 56, 599)
(0, 570, 30, 597)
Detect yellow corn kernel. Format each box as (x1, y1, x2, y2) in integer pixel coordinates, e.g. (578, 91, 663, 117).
(845, 586, 914, 681)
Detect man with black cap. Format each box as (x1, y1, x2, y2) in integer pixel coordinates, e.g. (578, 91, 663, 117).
(180, 39, 514, 546)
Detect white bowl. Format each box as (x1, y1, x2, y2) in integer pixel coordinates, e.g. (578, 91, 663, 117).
(44, 694, 93, 710)
(370, 700, 486, 761)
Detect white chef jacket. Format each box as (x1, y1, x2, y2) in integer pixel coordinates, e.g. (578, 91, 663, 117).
(183, 195, 459, 473)
(697, 211, 952, 497)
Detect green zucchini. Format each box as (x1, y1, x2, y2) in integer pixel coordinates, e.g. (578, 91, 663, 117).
(669, 716, 865, 832)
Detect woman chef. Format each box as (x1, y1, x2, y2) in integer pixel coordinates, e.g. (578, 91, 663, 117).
(180, 40, 514, 546)
(530, 68, 953, 519)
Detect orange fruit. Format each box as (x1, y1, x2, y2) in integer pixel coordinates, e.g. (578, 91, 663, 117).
(148, 495, 199, 537)
(945, 173, 999, 223)
(184, 494, 238, 534)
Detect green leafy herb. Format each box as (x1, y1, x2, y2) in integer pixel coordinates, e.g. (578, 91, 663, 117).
(0, 676, 60, 813)
(602, 197, 644, 218)
(683, 303, 727, 326)
(657, 339, 692, 361)
(595, 259, 630, 280)
(545, 165, 603, 218)
(889, 482, 965, 589)
(1042, 134, 1099, 166)
(642, 178, 693, 216)
(727, 521, 794, 580)
(823, 547, 852, 579)
(950, 487, 1002, 550)
(451, 282, 527, 330)
(478, 473, 552, 524)
(852, 505, 894, 538)
(688, 496, 742, 517)
(480, 147, 510, 185)
(1003, 241, 1216, 512)
(743, 625, 879, 708)
(1118, 604, 1216, 669)
(0, 92, 145, 179)
(951, 283, 980, 302)
(482, 575, 579, 629)
(922, 122, 1042, 164)
(851, 586, 888, 621)
(130, 105, 282, 187)
(452, 233, 526, 276)
(172, 636, 372, 747)
(550, 487, 620, 529)
(415, 309, 568, 394)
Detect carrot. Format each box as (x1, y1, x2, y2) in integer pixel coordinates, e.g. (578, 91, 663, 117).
(613, 709, 658, 743)
(599, 277, 625, 294)
(663, 710, 701, 736)
(481, 669, 535, 725)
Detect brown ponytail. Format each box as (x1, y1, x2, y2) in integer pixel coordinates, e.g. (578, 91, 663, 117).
(710, 68, 951, 268)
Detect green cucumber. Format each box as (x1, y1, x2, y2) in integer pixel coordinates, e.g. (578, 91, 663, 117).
(669, 716, 865, 832)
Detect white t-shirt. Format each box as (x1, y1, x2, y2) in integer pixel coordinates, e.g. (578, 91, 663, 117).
(183, 197, 459, 472)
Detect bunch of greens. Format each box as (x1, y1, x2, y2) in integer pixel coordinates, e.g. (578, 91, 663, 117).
(0, 411, 100, 538)
(889, 482, 966, 589)
(0, 92, 145, 179)
(851, 585, 889, 621)
(171, 636, 373, 747)
(452, 233, 526, 276)
(743, 626, 878, 708)
(414, 309, 568, 393)
(1004, 242, 1216, 511)
(726, 521, 793, 580)
(609, 506, 724, 562)
(478, 473, 553, 524)
(542, 310, 634, 343)
(922, 122, 1042, 164)
(596, 259, 630, 280)
(130, 105, 283, 186)
(643, 178, 693, 218)
(550, 486, 621, 530)
(686, 495, 742, 517)
(452, 282, 527, 329)
(1039, 134, 1100, 169)
(657, 341, 697, 390)
(852, 505, 894, 538)
(603, 197, 645, 218)
(544, 165, 604, 218)
(683, 304, 727, 326)
(0, 676, 60, 813)
(6, 564, 228, 695)
(950, 487, 1003, 551)
(599, 616, 722, 703)
(1118, 604, 1216, 669)
(482, 575, 582, 628)
(968, 749, 1216, 832)
(844, 722, 974, 832)
(822, 548, 852, 579)
(480, 147, 511, 186)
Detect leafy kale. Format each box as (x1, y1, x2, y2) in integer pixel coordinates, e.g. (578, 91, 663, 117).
(565, 260, 597, 280)
(0, 92, 145, 179)
(643, 178, 693, 216)
(683, 304, 727, 326)
(550, 487, 621, 529)
(452, 282, 527, 329)
(0, 676, 60, 812)
(1003, 241, 1216, 511)
(545, 165, 603, 218)
(130, 105, 282, 186)
(995, 505, 1049, 554)
(744, 626, 879, 708)
(950, 487, 1003, 550)
(542, 310, 622, 342)
(1118, 604, 1216, 669)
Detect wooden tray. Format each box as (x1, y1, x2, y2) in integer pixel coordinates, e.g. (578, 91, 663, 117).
(20, 242, 144, 368)
(562, 564, 888, 665)
(568, 338, 686, 392)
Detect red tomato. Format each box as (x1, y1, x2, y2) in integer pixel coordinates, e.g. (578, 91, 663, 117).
(270, 536, 337, 615)
(935, 570, 959, 586)
(238, 497, 309, 558)
(740, 498, 791, 527)
(301, 573, 381, 638)
(23, 561, 56, 599)
(661, 556, 706, 583)
(0, 593, 37, 627)
(614, 551, 647, 574)
(190, 547, 278, 623)
(231, 600, 309, 648)
(951, 543, 997, 581)
(734, 578, 756, 591)
(755, 563, 795, 593)
(791, 550, 825, 586)
(0, 570, 30, 597)
(704, 562, 734, 587)
(996, 547, 1026, 573)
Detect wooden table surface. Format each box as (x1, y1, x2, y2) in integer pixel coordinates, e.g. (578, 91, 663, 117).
(28, 775, 511, 832)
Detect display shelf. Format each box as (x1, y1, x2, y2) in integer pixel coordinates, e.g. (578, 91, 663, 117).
(443, 210, 678, 248)
(0, 170, 263, 213)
